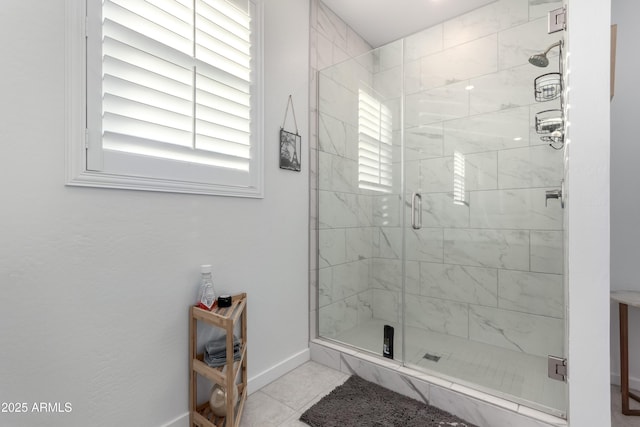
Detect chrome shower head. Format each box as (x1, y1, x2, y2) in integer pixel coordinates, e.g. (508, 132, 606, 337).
(528, 40, 563, 67)
(528, 54, 549, 67)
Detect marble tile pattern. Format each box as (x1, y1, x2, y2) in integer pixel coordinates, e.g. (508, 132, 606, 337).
(313, 0, 567, 375)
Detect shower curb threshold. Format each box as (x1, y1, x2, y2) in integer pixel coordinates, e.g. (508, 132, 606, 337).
(310, 339, 568, 427)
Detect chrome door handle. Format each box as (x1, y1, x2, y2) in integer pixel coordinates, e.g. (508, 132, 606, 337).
(411, 192, 422, 229)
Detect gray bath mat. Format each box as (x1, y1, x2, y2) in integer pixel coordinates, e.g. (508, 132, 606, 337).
(300, 375, 477, 427)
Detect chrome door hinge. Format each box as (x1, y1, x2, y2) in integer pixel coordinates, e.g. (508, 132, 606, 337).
(548, 355, 567, 382)
(548, 7, 566, 34)
(84, 128, 90, 149)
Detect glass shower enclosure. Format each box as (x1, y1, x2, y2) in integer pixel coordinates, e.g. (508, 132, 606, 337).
(316, 0, 567, 417)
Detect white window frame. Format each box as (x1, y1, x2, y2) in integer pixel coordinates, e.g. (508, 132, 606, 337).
(65, 0, 264, 197)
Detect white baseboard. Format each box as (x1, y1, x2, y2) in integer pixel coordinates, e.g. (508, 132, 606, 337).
(160, 412, 189, 427)
(247, 348, 310, 394)
(611, 372, 640, 391)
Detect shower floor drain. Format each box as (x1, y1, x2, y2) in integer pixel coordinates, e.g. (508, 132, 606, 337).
(422, 352, 441, 362)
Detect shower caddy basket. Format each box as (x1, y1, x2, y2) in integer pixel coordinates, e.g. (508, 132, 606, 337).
(533, 42, 565, 149)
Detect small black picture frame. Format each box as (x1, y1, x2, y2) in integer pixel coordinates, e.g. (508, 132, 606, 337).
(279, 128, 301, 172)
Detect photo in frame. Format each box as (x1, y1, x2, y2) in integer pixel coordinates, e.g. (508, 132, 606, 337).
(279, 128, 301, 172)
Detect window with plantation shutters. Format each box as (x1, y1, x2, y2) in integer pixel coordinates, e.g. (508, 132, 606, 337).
(82, 0, 263, 197)
(358, 89, 393, 193)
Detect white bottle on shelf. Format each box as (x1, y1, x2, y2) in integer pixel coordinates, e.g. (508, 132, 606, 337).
(197, 264, 216, 310)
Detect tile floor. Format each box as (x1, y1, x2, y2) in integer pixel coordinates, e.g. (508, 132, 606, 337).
(239, 361, 349, 427)
(239, 361, 640, 427)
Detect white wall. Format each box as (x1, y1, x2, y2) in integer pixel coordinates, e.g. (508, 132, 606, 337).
(566, 0, 611, 426)
(610, 0, 640, 390)
(0, 0, 310, 426)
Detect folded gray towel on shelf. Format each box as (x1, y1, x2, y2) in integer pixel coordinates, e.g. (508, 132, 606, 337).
(204, 334, 242, 367)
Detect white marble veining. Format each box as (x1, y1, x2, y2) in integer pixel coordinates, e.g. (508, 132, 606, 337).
(319, 299, 358, 338)
(372, 288, 401, 324)
(405, 295, 469, 338)
(466, 151, 499, 191)
(498, 270, 564, 318)
(322, 51, 363, 88)
(470, 64, 541, 114)
(371, 258, 402, 291)
(498, 145, 564, 189)
(318, 266, 332, 307)
(405, 260, 421, 295)
(315, 31, 335, 72)
(444, 228, 530, 270)
(443, 0, 529, 49)
(405, 80, 471, 126)
(403, 158, 422, 192)
(318, 191, 373, 228)
(420, 157, 453, 193)
(318, 73, 358, 127)
(316, 1, 347, 52)
(333, 260, 370, 296)
(430, 385, 557, 427)
(405, 227, 444, 262)
(318, 260, 369, 308)
(444, 106, 530, 155)
(417, 34, 499, 91)
(317, 151, 358, 193)
(421, 192, 471, 228)
(420, 262, 498, 307)
(470, 188, 563, 230)
(318, 112, 350, 157)
(373, 226, 402, 259)
(318, 228, 346, 268)
(401, 124, 444, 161)
(414, 152, 498, 194)
(530, 230, 563, 274)
(469, 305, 564, 357)
(345, 226, 374, 262)
(357, 290, 374, 323)
(340, 353, 432, 405)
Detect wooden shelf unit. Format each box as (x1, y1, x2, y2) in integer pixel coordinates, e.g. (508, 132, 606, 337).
(189, 293, 247, 427)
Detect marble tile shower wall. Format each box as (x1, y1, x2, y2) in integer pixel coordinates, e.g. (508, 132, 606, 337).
(309, 0, 372, 339)
(312, 0, 566, 360)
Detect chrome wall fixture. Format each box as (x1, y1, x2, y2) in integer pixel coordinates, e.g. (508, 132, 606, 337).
(531, 40, 565, 150)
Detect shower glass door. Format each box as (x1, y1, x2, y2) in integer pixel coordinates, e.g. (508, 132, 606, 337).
(400, 3, 566, 416)
(317, 0, 567, 417)
(318, 40, 405, 361)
